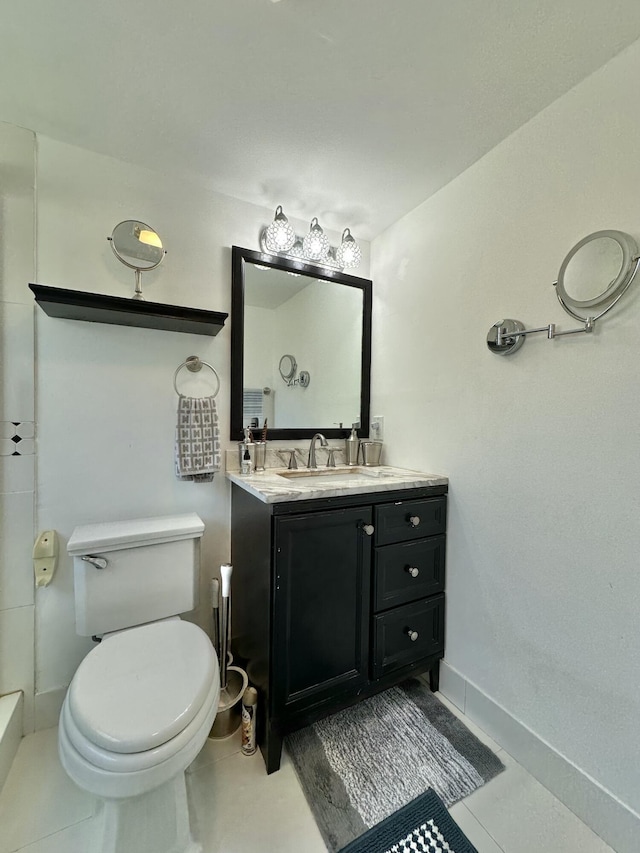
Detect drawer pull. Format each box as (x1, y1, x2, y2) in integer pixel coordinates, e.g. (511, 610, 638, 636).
(407, 515, 420, 528)
(405, 628, 419, 642)
(406, 565, 420, 578)
(360, 522, 375, 536)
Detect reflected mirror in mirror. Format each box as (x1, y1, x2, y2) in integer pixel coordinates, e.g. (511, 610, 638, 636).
(278, 354, 298, 383)
(231, 247, 372, 441)
(556, 229, 638, 311)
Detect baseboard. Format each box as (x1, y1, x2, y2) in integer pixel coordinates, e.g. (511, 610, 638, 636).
(34, 686, 66, 731)
(439, 660, 640, 853)
(0, 692, 23, 793)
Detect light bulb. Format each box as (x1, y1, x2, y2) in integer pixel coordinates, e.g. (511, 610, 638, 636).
(336, 228, 361, 269)
(264, 206, 296, 253)
(302, 218, 330, 260)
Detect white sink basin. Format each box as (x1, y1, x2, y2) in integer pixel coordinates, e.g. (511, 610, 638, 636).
(276, 467, 386, 483)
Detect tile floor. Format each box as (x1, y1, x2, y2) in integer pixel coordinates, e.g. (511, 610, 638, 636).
(0, 692, 614, 853)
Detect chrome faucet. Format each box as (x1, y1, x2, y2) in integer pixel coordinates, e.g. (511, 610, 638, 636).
(307, 433, 328, 468)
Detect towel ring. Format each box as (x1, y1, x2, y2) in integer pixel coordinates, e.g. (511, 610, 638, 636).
(173, 356, 221, 398)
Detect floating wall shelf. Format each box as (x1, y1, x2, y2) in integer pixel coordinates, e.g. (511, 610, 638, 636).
(28, 284, 228, 337)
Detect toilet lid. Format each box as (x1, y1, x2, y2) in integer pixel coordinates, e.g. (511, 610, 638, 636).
(68, 620, 216, 754)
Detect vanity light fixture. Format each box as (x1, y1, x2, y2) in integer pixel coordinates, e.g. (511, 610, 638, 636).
(302, 217, 330, 260)
(336, 228, 362, 269)
(260, 206, 362, 270)
(264, 205, 296, 253)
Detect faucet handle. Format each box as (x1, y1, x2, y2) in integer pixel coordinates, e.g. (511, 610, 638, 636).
(326, 448, 337, 468)
(277, 449, 298, 470)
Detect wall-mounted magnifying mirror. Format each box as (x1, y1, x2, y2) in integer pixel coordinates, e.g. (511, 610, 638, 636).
(108, 220, 166, 300)
(488, 228, 640, 355)
(556, 230, 638, 315)
(231, 246, 372, 441)
(279, 354, 297, 383)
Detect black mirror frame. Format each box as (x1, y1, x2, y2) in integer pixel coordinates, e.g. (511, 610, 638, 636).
(231, 245, 372, 442)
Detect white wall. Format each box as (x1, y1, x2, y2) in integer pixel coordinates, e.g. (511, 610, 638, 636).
(243, 305, 276, 392)
(372, 41, 640, 818)
(271, 281, 363, 429)
(33, 137, 370, 717)
(0, 123, 35, 733)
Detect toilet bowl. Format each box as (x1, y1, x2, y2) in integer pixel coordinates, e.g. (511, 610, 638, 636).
(59, 619, 219, 853)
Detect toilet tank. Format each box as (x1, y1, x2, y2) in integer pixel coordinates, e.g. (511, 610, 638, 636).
(67, 513, 205, 637)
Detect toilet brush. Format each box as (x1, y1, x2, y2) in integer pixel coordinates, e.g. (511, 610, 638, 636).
(211, 577, 220, 659)
(219, 563, 232, 691)
(209, 562, 249, 740)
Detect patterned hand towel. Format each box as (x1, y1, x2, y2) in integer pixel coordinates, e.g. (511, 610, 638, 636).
(175, 396, 220, 482)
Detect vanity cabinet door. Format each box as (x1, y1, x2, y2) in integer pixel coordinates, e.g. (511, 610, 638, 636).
(273, 506, 372, 714)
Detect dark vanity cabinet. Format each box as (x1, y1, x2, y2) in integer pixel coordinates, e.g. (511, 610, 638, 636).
(230, 483, 447, 773)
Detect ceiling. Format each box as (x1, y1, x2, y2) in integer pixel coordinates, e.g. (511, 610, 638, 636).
(2, 1, 640, 240)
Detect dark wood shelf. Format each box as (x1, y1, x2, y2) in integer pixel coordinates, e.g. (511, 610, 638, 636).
(29, 284, 228, 337)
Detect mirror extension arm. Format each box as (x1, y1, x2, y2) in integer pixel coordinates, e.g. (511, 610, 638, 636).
(487, 317, 595, 355)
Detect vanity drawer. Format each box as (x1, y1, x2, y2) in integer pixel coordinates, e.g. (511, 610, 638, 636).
(374, 497, 447, 546)
(373, 535, 445, 613)
(372, 594, 444, 679)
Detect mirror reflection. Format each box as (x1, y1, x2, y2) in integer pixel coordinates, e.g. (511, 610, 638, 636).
(561, 236, 622, 304)
(556, 229, 639, 313)
(231, 247, 372, 441)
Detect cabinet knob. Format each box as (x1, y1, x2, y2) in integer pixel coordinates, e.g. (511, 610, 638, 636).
(407, 515, 420, 528)
(405, 628, 419, 642)
(406, 565, 420, 578)
(360, 523, 374, 536)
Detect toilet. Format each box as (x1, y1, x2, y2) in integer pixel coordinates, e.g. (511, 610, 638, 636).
(59, 513, 220, 853)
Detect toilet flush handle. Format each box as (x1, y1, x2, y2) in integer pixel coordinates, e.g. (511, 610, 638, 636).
(81, 555, 108, 570)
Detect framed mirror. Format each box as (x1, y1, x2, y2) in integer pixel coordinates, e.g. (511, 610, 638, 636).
(231, 246, 372, 441)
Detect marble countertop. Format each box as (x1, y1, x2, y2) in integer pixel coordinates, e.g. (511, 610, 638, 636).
(226, 465, 448, 504)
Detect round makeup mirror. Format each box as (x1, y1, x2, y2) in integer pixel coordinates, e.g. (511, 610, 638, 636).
(278, 354, 297, 383)
(108, 220, 166, 300)
(556, 230, 638, 314)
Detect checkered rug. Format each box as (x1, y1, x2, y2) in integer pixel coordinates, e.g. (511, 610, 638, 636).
(337, 789, 477, 853)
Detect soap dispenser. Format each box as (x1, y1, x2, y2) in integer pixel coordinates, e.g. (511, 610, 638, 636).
(345, 423, 360, 466)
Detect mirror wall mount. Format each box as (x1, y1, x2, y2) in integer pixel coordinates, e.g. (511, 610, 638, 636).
(231, 245, 372, 441)
(487, 230, 640, 356)
(108, 220, 166, 300)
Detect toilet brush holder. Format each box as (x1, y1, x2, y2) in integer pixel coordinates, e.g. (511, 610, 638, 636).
(209, 665, 248, 739)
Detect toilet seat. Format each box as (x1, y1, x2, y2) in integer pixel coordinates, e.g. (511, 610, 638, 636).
(62, 677, 219, 773)
(59, 687, 218, 800)
(68, 620, 216, 753)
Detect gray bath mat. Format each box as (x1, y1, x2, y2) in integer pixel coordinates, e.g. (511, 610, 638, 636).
(286, 678, 504, 853)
